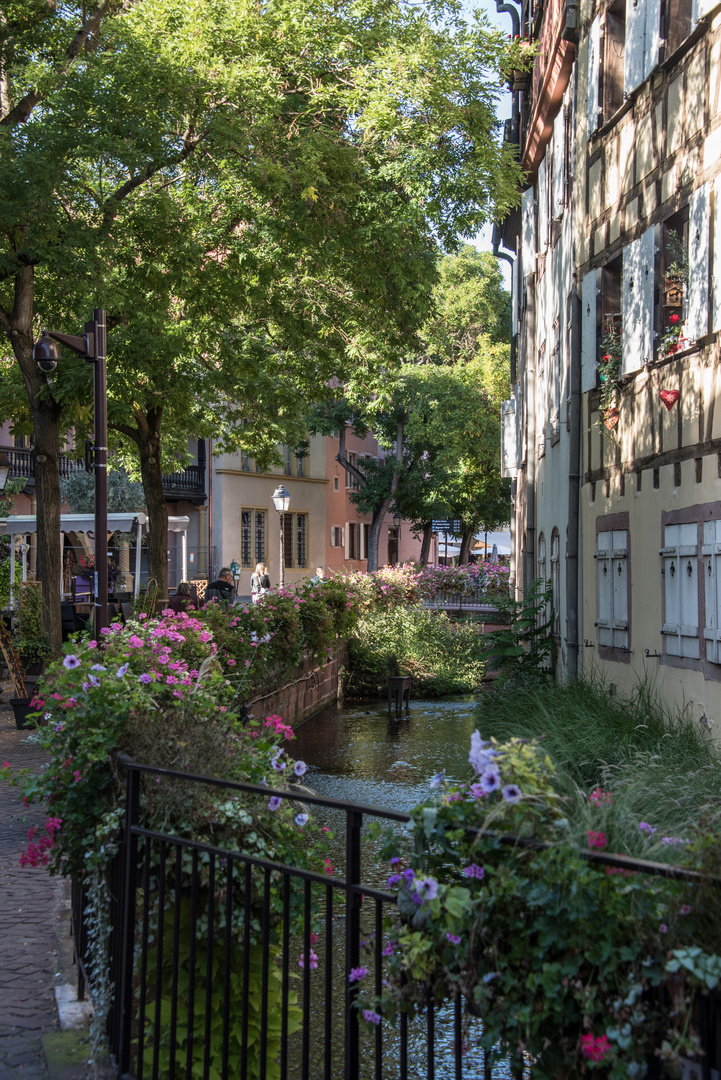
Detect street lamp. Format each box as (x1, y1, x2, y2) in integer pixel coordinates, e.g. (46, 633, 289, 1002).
(271, 484, 291, 588)
(392, 511, 401, 564)
(33, 309, 108, 634)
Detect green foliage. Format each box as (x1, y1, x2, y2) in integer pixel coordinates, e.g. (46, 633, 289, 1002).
(348, 604, 488, 697)
(483, 578, 554, 684)
(363, 735, 721, 1078)
(14, 581, 52, 666)
(59, 468, 145, 513)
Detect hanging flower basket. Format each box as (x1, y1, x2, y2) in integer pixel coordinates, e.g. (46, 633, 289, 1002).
(660, 388, 680, 411)
(603, 407, 620, 430)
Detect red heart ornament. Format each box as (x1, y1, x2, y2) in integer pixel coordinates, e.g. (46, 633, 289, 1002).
(603, 407, 620, 430)
(660, 389, 680, 411)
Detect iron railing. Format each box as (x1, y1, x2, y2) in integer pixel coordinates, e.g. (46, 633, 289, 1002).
(1, 446, 205, 500)
(75, 755, 721, 1080)
(423, 588, 503, 613)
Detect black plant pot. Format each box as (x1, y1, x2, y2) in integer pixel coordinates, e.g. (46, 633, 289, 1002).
(10, 698, 36, 730)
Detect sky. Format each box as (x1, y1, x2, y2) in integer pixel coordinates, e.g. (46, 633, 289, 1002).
(461, 0, 514, 286)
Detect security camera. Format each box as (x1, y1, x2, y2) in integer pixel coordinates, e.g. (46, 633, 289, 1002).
(33, 332, 60, 373)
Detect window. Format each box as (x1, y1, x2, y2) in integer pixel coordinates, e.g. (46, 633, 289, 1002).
(280, 513, 308, 569)
(330, 526, 344, 547)
(241, 509, 266, 568)
(296, 454, 305, 478)
(363, 524, 370, 560)
(241, 451, 250, 472)
(550, 321, 561, 440)
(283, 514, 294, 566)
(334, 476, 339, 491)
(665, 0, 692, 57)
(659, 208, 689, 352)
(661, 524, 699, 658)
(551, 529, 561, 636)
(537, 533, 547, 584)
(595, 530, 629, 650)
(296, 514, 307, 569)
(345, 452, 358, 489)
(602, 1, 625, 121)
(345, 522, 363, 560)
(284, 445, 293, 476)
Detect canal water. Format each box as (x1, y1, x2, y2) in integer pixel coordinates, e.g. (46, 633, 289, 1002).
(287, 695, 513, 1080)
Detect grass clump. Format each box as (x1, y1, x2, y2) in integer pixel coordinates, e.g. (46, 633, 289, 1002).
(478, 676, 721, 859)
(347, 605, 487, 698)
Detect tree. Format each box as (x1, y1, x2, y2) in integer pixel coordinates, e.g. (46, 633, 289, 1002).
(0, 0, 524, 645)
(59, 469, 144, 514)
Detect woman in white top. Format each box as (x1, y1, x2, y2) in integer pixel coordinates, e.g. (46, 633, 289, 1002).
(250, 562, 271, 602)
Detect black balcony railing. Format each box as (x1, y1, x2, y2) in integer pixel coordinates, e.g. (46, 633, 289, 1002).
(71, 755, 721, 1080)
(2, 446, 205, 501)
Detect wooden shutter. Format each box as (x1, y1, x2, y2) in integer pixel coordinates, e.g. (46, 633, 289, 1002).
(587, 17, 601, 135)
(703, 520, 721, 662)
(661, 524, 699, 658)
(344, 522, 350, 560)
(622, 227, 655, 374)
(501, 399, 518, 477)
(687, 182, 710, 341)
(644, 0, 661, 79)
(581, 270, 598, 392)
(553, 109, 566, 217)
(512, 256, 519, 336)
(595, 530, 629, 648)
(521, 188, 536, 277)
(625, 0, 647, 95)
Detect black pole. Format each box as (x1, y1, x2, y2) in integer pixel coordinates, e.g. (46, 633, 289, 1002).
(88, 309, 108, 634)
(279, 510, 285, 588)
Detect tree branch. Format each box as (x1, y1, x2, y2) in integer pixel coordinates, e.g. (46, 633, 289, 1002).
(101, 128, 206, 224)
(335, 425, 368, 487)
(0, 2, 112, 128)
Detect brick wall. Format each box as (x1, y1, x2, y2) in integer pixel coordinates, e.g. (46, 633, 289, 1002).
(245, 643, 349, 729)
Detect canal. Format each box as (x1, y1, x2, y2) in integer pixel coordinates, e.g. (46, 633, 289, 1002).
(286, 694, 513, 1080)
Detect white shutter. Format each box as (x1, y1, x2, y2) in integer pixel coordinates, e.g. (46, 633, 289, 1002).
(644, 0, 661, 79)
(713, 176, 721, 332)
(512, 257, 519, 336)
(344, 522, 350, 560)
(587, 17, 601, 135)
(538, 157, 548, 252)
(692, 0, 718, 22)
(661, 524, 699, 658)
(521, 188, 536, 275)
(553, 109, 566, 217)
(360, 523, 366, 561)
(625, 0, 647, 95)
(501, 399, 518, 477)
(581, 270, 598, 392)
(622, 226, 655, 374)
(595, 530, 629, 648)
(687, 183, 710, 341)
(703, 520, 721, 662)
(515, 382, 524, 469)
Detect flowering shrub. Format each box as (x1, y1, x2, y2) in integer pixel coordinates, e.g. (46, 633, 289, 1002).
(416, 562, 510, 603)
(361, 733, 721, 1078)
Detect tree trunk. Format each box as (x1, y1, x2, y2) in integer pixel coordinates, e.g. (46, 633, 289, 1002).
(459, 529, 474, 565)
(419, 521, 433, 566)
(116, 409, 168, 600)
(367, 498, 392, 572)
(1, 266, 63, 654)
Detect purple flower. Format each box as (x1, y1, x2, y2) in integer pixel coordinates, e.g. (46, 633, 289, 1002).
(446, 932, 462, 944)
(268, 796, 282, 811)
(362, 1009, 381, 1026)
(662, 836, 686, 846)
(468, 730, 498, 775)
(462, 864, 485, 880)
(349, 966, 368, 983)
(116, 663, 129, 678)
(659, 923, 668, 934)
(63, 655, 81, 670)
(299, 950, 318, 970)
(478, 765, 501, 795)
(387, 874, 402, 887)
(501, 784, 522, 803)
(639, 822, 657, 835)
(294, 760, 307, 776)
(295, 813, 309, 827)
(381, 942, 395, 957)
(271, 758, 286, 772)
(401, 867, 416, 886)
(413, 876, 439, 901)
(680, 904, 691, 915)
(483, 971, 499, 983)
(469, 783, 485, 799)
(90, 664, 106, 671)
(139, 673, 152, 684)
(430, 771, 445, 789)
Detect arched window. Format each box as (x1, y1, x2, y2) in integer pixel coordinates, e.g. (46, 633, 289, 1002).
(551, 529, 561, 636)
(537, 532, 547, 586)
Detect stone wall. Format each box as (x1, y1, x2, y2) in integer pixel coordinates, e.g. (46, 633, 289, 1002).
(244, 643, 349, 729)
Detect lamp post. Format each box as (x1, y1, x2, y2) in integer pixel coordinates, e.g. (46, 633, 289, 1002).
(392, 511, 401, 565)
(33, 310, 108, 634)
(271, 484, 291, 588)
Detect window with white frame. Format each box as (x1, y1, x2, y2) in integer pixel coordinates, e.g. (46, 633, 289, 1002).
(330, 526, 344, 548)
(345, 522, 362, 561)
(660, 524, 699, 658)
(595, 530, 629, 649)
(702, 521, 721, 663)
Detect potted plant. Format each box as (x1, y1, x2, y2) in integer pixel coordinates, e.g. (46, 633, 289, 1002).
(9, 582, 52, 727)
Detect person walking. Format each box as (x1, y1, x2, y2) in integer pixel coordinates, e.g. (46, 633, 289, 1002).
(250, 562, 271, 603)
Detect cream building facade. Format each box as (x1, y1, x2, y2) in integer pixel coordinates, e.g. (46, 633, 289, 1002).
(502, 0, 721, 722)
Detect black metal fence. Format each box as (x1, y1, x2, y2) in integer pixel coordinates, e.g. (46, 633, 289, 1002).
(423, 589, 502, 614)
(78, 755, 721, 1080)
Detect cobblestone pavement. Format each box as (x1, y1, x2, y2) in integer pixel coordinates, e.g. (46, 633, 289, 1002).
(0, 691, 61, 1080)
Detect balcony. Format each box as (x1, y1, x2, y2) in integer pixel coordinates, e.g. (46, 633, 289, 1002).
(2, 447, 206, 503)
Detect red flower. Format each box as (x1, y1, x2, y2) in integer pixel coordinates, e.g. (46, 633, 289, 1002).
(587, 829, 607, 850)
(602, 354, 611, 362)
(669, 313, 680, 324)
(581, 1034, 611, 1062)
